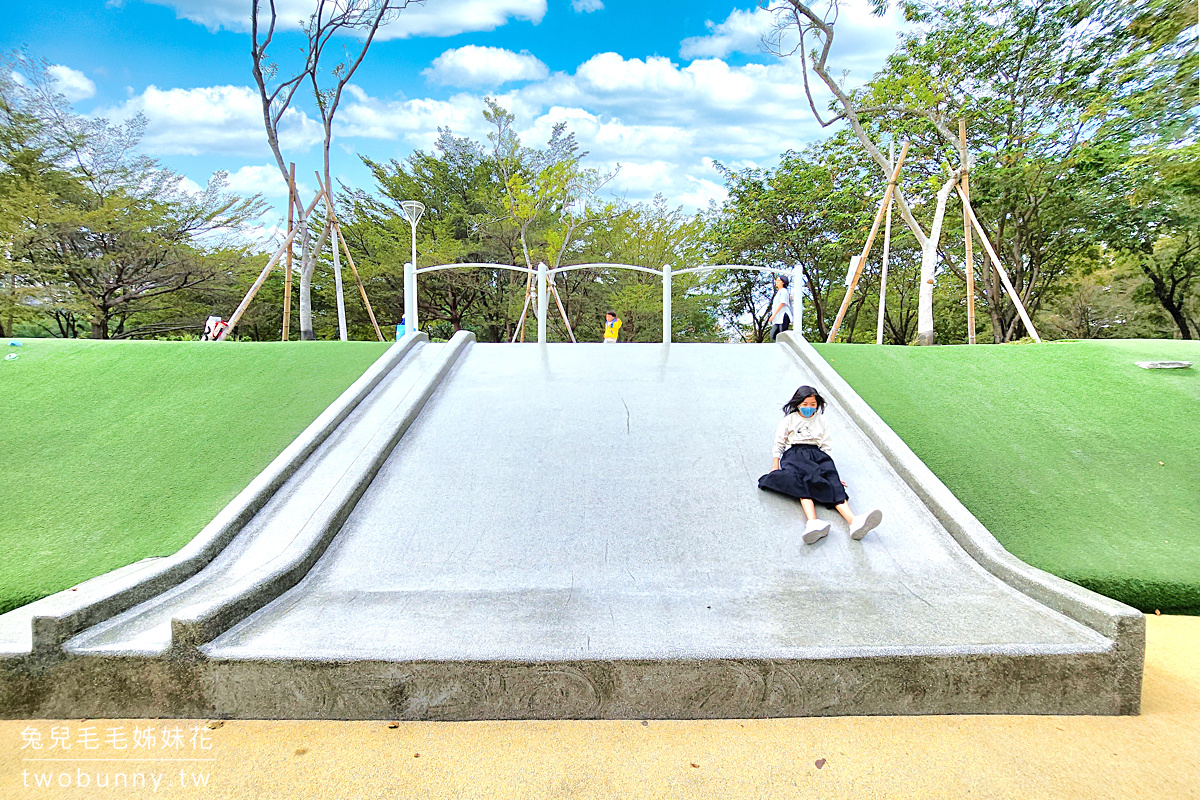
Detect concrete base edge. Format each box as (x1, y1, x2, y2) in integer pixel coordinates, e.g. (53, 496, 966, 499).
(0, 643, 1130, 720)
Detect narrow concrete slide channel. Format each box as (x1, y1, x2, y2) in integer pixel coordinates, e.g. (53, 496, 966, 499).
(0, 333, 1143, 719)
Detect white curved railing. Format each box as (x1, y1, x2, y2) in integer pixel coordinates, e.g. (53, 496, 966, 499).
(403, 261, 803, 344)
(415, 262, 537, 276)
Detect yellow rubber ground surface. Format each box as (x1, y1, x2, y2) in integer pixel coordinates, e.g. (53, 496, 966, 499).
(3, 614, 1197, 799)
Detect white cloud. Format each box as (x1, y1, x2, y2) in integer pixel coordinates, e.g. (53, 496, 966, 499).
(330, 49, 832, 208)
(175, 175, 205, 195)
(517, 52, 817, 137)
(423, 46, 549, 88)
(111, 0, 904, 212)
(373, 0, 548, 40)
(48, 64, 97, 101)
(680, 6, 777, 60)
(571, 0, 603, 12)
(337, 86, 486, 148)
(95, 85, 323, 157)
(679, 0, 901, 67)
(144, 0, 546, 39)
(224, 164, 294, 197)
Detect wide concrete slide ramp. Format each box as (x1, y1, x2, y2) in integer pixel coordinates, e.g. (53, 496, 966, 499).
(0, 333, 1142, 719)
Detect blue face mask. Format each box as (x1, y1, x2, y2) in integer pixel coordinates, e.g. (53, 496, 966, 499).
(799, 406, 817, 418)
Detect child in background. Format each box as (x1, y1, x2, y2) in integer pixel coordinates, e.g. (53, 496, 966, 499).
(758, 385, 883, 544)
(603, 311, 622, 343)
(769, 276, 791, 342)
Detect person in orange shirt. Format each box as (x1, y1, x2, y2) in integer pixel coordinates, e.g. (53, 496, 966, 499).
(603, 311, 622, 343)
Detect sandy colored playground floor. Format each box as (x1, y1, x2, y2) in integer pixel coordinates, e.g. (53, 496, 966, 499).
(3, 614, 1196, 799)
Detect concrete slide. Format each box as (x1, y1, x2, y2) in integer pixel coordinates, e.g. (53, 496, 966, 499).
(0, 332, 1143, 719)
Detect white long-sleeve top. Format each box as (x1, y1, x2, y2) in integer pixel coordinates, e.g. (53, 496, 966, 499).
(769, 287, 791, 324)
(772, 410, 831, 459)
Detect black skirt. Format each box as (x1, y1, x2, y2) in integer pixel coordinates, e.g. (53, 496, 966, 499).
(758, 443, 848, 508)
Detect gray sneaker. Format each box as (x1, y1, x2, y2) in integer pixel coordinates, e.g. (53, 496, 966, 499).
(849, 508, 882, 540)
(802, 518, 831, 544)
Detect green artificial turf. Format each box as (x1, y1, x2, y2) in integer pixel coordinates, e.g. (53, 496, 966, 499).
(813, 339, 1200, 614)
(0, 338, 390, 614)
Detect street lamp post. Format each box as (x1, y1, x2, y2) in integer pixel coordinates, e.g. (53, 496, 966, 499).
(400, 200, 425, 336)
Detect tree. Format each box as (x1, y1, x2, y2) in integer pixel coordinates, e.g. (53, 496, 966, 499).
(251, 0, 420, 339)
(1, 52, 263, 339)
(338, 128, 522, 341)
(336, 113, 724, 343)
(1085, 2, 1200, 338)
(709, 140, 877, 342)
(482, 97, 621, 341)
(581, 196, 721, 342)
(896, 0, 1197, 342)
(767, 0, 1194, 343)
(767, 0, 971, 344)
(1039, 261, 1173, 339)
(1104, 147, 1200, 338)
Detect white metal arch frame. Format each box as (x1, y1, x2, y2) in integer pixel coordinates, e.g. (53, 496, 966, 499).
(403, 261, 803, 343)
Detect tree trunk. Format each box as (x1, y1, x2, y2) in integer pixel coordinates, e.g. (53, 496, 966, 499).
(299, 254, 316, 340)
(915, 177, 959, 346)
(298, 222, 331, 340)
(298, 221, 314, 340)
(1157, 288, 1193, 339)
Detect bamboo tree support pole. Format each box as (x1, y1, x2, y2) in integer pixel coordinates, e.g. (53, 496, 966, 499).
(956, 185, 1042, 343)
(335, 225, 385, 342)
(219, 191, 325, 341)
(512, 264, 576, 343)
(960, 119, 977, 345)
(547, 279, 577, 342)
(827, 141, 910, 343)
(6, 274, 15, 338)
(511, 280, 533, 343)
(314, 173, 385, 342)
(516, 272, 534, 343)
(282, 162, 296, 341)
(314, 174, 348, 341)
(875, 140, 896, 346)
(521, 268, 534, 343)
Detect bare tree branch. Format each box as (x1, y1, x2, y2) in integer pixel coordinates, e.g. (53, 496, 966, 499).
(250, 0, 422, 338)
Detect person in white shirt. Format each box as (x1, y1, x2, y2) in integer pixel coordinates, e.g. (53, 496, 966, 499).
(758, 385, 884, 544)
(769, 276, 792, 342)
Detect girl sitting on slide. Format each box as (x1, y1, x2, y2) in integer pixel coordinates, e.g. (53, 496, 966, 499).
(758, 385, 883, 544)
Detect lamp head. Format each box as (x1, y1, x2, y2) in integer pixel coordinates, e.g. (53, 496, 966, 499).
(400, 200, 426, 225)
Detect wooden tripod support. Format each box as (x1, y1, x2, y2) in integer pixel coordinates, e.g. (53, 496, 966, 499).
(956, 185, 1041, 343)
(827, 141, 910, 343)
(510, 264, 576, 343)
(960, 119, 977, 344)
(219, 190, 325, 340)
(315, 173, 385, 342)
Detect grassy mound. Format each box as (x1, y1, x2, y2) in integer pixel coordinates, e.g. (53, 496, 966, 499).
(0, 338, 390, 614)
(813, 339, 1200, 614)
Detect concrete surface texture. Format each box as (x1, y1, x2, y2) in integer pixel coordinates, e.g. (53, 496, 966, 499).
(1, 614, 1194, 800)
(0, 340, 1142, 718)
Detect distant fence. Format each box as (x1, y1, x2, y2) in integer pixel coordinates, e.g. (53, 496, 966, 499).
(405, 261, 803, 343)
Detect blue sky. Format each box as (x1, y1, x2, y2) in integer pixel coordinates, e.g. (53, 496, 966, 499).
(3, 0, 905, 228)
